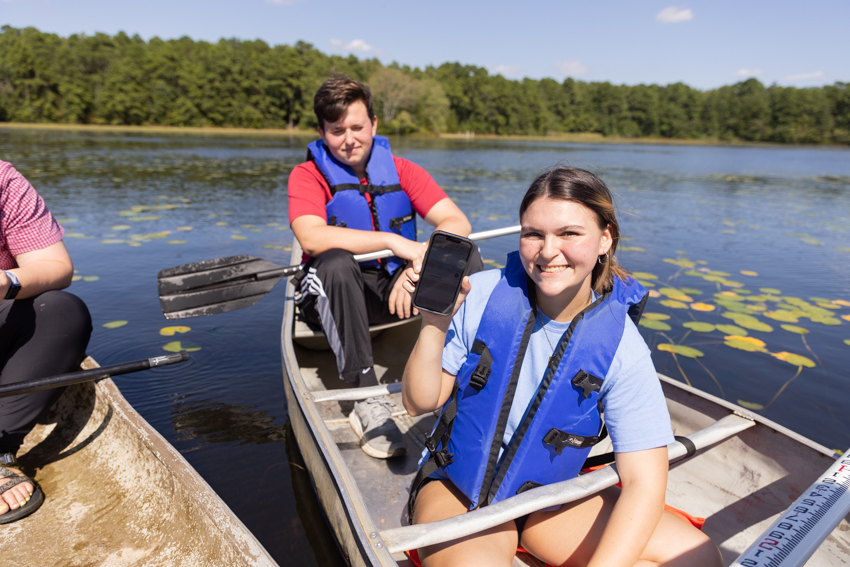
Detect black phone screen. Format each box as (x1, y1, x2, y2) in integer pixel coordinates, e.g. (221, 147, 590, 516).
(413, 232, 474, 315)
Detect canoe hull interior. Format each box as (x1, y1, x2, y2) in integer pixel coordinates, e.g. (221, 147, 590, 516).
(0, 357, 276, 567)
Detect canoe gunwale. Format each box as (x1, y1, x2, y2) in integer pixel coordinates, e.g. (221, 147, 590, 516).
(281, 275, 396, 567)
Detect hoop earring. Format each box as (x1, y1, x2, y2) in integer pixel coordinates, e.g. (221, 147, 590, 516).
(597, 253, 609, 265)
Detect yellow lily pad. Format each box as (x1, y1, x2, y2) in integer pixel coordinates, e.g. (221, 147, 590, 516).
(639, 319, 671, 331)
(648, 290, 662, 298)
(163, 341, 201, 353)
(632, 272, 658, 280)
(177, 226, 193, 231)
(101, 239, 127, 244)
(771, 351, 815, 368)
(664, 258, 696, 268)
(231, 235, 247, 240)
(620, 246, 645, 252)
(167, 240, 187, 244)
(724, 336, 768, 352)
(643, 313, 671, 321)
(842, 314, 850, 322)
(725, 335, 766, 347)
(111, 225, 131, 230)
(275, 226, 290, 231)
(833, 300, 850, 307)
(71, 275, 82, 282)
(737, 400, 764, 410)
(844, 339, 850, 346)
(160, 326, 191, 336)
(690, 302, 715, 312)
(660, 299, 689, 309)
(216, 222, 228, 226)
(83, 276, 99, 282)
(129, 215, 160, 221)
(657, 344, 704, 358)
(740, 270, 758, 276)
(683, 322, 715, 332)
(103, 320, 128, 329)
(780, 324, 809, 334)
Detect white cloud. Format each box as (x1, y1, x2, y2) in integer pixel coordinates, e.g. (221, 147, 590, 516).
(735, 68, 762, 77)
(656, 7, 694, 23)
(328, 38, 374, 53)
(555, 60, 589, 77)
(490, 65, 522, 78)
(785, 71, 825, 81)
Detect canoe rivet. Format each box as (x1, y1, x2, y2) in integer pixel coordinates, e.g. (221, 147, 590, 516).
(376, 543, 383, 548)
(370, 532, 377, 538)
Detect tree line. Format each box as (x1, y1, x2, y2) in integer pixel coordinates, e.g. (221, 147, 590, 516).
(1, 26, 848, 145)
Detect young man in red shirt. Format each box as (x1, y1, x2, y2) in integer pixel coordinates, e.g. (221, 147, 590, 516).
(288, 76, 480, 459)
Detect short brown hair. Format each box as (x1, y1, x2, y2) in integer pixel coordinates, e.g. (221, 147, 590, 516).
(314, 75, 375, 129)
(520, 167, 631, 295)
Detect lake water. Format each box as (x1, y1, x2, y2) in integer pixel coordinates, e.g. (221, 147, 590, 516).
(2, 128, 850, 565)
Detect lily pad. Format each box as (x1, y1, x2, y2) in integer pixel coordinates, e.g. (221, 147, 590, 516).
(764, 310, 799, 323)
(177, 226, 193, 231)
(724, 336, 768, 352)
(111, 225, 131, 230)
(657, 344, 704, 358)
(833, 300, 850, 307)
(760, 288, 781, 295)
(648, 290, 662, 298)
(216, 222, 228, 226)
(714, 292, 744, 301)
(740, 270, 758, 276)
(660, 288, 693, 302)
(619, 246, 645, 252)
(632, 272, 658, 280)
(660, 299, 689, 309)
(636, 280, 656, 288)
(231, 235, 247, 240)
(639, 319, 672, 331)
(704, 270, 731, 277)
(683, 322, 715, 332)
(771, 352, 815, 368)
(642, 313, 671, 321)
(842, 314, 850, 322)
(83, 276, 99, 282)
(690, 303, 715, 312)
(810, 316, 842, 326)
(664, 258, 696, 268)
(737, 400, 764, 410)
(160, 326, 191, 336)
(845, 339, 850, 346)
(103, 320, 128, 329)
(716, 324, 747, 335)
(717, 302, 755, 314)
(163, 340, 202, 353)
(678, 287, 702, 296)
(780, 324, 809, 334)
(167, 240, 187, 244)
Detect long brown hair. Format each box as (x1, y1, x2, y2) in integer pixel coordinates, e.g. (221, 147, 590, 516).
(519, 166, 631, 295)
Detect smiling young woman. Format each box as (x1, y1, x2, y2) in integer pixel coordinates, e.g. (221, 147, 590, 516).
(401, 166, 722, 567)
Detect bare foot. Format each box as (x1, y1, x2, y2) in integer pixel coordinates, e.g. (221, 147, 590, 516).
(0, 466, 34, 515)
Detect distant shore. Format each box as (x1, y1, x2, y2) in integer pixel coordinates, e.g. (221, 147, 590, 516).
(2, 122, 847, 150)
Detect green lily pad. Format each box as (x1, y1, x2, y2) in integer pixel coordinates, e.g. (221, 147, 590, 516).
(780, 324, 809, 335)
(736, 319, 773, 333)
(639, 319, 672, 331)
(167, 240, 187, 244)
(83, 276, 99, 282)
(664, 258, 696, 268)
(657, 344, 704, 358)
(771, 351, 815, 368)
(764, 310, 799, 323)
(660, 299, 689, 309)
(163, 340, 202, 353)
(678, 287, 702, 296)
(717, 302, 755, 314)
(844, 339, 850, 346)
(632, 272, 658, 280)
(103, 320, 128, 329)
(714, 292, 745, 301)
(810, 316, 842, 326)
(683, 322, 715, 332)
(760, 287, 781, 295)
(704, 270, 731, 277)
(642, 313, 671, 321)
(716, 324, 747, 335)
(636, 280, 656, 288)
(619, 246, 645, 252)
(111, 225, 131, 230)
(737, 400, 764, 410)
(231, 235, 247, 240)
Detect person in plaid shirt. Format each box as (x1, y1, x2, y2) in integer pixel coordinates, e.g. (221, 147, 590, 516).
(0, 160, 92, 524)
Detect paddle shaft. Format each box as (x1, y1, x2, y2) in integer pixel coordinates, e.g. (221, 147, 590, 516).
(0, 352, 189, 398)
(731, 448, 850, 567)
(252, 225, 522, 282)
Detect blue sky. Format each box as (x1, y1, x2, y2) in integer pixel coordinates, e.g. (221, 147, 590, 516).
(1, 0, 847, 90)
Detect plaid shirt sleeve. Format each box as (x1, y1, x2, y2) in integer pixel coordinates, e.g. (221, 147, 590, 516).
(0, 161, 65, 270)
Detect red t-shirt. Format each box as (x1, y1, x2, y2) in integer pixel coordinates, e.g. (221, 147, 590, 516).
(288, 155, 448, 225)
(0, 161, 64, 270)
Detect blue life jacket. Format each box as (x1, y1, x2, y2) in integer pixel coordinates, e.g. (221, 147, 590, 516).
(307, 135, 416, 274)
(409, 252, 648, 515)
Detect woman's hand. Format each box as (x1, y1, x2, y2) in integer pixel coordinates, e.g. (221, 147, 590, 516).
(400, 255, 471, 330)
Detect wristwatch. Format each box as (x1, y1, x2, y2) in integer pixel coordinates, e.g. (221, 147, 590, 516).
(3, 270, 21, 300)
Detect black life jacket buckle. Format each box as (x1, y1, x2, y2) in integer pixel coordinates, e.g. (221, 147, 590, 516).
(542, 428, 591, 456)
(433, 448, 454, 468)
(469, 364, 491, 392)
(572, 370, 603, 399)
(390, 212, 415, 231)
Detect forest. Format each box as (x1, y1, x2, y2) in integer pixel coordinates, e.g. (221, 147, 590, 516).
(1, 26, 848, 145)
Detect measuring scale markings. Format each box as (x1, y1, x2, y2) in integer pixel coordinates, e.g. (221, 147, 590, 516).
(732, 456, 850, 567)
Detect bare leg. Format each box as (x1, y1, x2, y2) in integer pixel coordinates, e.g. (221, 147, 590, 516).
(521, 487, 722, 567)
(413, 480, 519, 567)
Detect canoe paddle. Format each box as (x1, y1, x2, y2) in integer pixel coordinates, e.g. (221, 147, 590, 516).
(0, 352, 189, 398)
(157, 225, 521, 320)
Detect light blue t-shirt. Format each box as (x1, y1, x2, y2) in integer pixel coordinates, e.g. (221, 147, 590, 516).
(440, 268, 674, 460)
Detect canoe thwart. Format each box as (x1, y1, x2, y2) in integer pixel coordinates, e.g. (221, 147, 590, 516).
(379, 414, 758, 554)
(311, 383, 403, 403)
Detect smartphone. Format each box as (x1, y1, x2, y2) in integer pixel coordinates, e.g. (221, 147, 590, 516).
(412, 231, 475, 315)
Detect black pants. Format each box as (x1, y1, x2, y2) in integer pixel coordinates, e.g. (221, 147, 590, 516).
(0, 291, 92, 455)
(295, 249, 483, 387)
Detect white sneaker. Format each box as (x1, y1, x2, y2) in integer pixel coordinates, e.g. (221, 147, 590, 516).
(349, 397, 407, 459)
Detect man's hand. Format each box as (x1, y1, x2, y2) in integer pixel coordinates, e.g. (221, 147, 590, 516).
(388, 264, 420, 319)
(387, 235, 426, 262)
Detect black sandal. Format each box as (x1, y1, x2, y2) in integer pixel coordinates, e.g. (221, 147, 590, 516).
(0, 453, 44, 525)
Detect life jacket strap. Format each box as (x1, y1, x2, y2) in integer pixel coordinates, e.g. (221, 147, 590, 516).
(327, 215, 347, 228)
(469, 340, 493, 392)
(571, 370, 603, 399)
(389, 212, 415, 231)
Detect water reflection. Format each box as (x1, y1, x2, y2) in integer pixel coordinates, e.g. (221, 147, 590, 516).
(171, 398, 287, 449)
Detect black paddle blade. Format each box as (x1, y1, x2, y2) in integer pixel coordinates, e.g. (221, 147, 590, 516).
(158, 255, 301, 319)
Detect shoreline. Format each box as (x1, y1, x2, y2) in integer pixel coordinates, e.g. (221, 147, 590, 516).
(1, 122, 847, 150)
